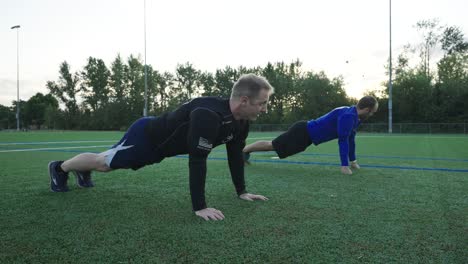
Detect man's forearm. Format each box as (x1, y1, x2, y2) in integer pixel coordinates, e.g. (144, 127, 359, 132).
(226, 143, 246, 194)
(189, 155, 207, 211)
(338, 138, 350, 166)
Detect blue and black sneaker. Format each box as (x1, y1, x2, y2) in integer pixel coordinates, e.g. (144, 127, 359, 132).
(243, 152, 251, 165)
(48, 161, 69, 192)
(73, 171, 94, 188)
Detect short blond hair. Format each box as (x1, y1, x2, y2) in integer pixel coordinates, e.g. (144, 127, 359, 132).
(230, 74, 274, 100)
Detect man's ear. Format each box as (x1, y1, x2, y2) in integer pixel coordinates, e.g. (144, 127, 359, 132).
(240, 95, 249, 105)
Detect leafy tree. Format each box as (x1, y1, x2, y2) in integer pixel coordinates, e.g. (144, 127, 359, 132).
(175, 62, 201, 102)
(0, 104, 15, 129)
(44, 105, 62, 130)
(441, 26, 468, 55)
(126, 55, 145, 120)
(81, 57, 110, 112)
(211, 66, 240, 98)
(414, 19, 443, 77)
(24, 93, 59, 129)
(260, 62, 291, 123)
(390, 69, 434, 122)
(108, 54, 130, 128)
(144, 64, 158, 115)
(46, 61, 81, 129)
(11, 100, 27, 129)
(153, 71, 174, 114)
(198, 71, 215, 97)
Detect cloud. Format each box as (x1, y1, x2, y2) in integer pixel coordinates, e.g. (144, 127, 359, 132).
(0, 79, 17, 97)
(0, 78, 49, 106)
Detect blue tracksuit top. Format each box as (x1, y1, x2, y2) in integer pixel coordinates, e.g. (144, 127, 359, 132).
(306, 106, 360, 166)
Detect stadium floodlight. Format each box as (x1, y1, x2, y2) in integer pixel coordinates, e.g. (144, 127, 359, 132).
(11, 25, 21, 131)
(388, 0, 393, 133)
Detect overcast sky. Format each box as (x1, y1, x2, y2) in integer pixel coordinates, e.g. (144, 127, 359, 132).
(1, 0, 467, 106)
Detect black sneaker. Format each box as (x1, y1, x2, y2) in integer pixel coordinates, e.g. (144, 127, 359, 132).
(48, 161, 69, 192)
(73, 171, 94, 188)
(243, 152, 251, 165)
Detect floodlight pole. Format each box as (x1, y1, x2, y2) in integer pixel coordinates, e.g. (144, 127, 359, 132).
(11, 25, 21, 131)
(388, 0, 393, 133)
(143, 0, 148, 117)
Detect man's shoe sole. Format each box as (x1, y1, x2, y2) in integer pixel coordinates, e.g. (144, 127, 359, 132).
(48, 161, 68, 192)
(73, 171, 94, 188)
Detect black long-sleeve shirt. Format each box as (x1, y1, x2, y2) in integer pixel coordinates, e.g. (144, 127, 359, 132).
(144, 97, 249, 211)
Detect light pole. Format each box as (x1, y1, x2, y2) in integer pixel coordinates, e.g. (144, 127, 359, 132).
(143, 0, 148, 117)
(11, 25, 21, 131)
(388, 0, 393, 133)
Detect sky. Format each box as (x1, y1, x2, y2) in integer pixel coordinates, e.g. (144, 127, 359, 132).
(1, 0, 467, 106)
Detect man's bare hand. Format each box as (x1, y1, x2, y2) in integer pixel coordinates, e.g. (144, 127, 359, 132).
(239, 193, 269, 201)
(195, 208, 225, 221)
(341, 166, 353, 175)
(350, 161, 360, 169)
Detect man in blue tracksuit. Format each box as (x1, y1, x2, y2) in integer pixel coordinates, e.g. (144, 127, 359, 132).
(243, 96, 378, 175)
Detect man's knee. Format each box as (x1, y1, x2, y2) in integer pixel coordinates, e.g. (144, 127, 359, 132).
(96, 154, 112, 172)
(98, 165, 112, 172)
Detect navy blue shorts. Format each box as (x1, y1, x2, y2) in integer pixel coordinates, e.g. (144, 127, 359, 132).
(103, 117, 164, 170)
(272, 121, 312, 159)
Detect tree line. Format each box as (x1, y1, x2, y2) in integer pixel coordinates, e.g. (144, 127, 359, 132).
(0, 20, 466, 130)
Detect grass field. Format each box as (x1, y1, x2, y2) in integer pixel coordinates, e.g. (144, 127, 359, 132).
(0, 131, 467, 263)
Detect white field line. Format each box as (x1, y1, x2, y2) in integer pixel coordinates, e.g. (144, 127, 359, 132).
(0, 140, 115, 146)
(356, 135, 468, 139)
(1, 134, 466, 153)
(0, 145, 110, 153)
(248, 135, 467, 139)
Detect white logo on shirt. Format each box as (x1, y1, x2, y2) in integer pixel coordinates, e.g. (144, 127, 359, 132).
(198, 137, 213, 151)
(222, 134, 234, 143)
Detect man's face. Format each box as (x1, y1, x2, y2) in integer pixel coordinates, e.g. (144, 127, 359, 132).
(359, 104, 379, 120)
(241, 89, 270, 121)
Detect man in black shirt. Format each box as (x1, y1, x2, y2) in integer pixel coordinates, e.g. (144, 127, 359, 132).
(48, 74, 274, 221)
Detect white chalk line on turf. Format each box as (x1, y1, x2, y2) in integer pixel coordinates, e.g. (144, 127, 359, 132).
(1, 134, 465, 146)
(248, 135, 468, 140)
(0, 145, 110, 153)
(356, 135, 468, 139)
(0, 140, 115, 146)
(1, 134, 466, 152)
